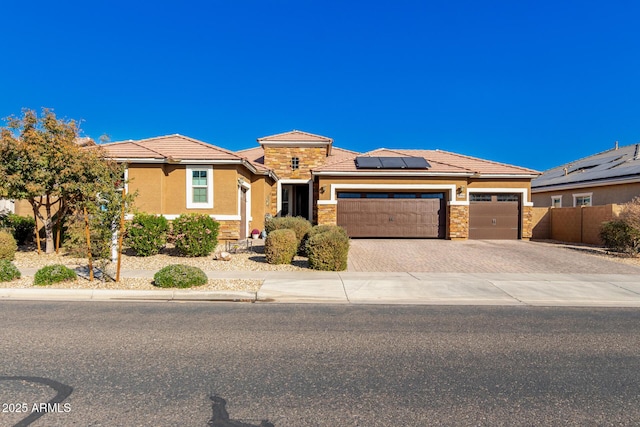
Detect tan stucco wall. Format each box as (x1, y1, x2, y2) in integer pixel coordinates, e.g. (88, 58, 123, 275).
(249, 175, 276, 232)
(532, 182, 640, 207)
(127, 164, 240, 215)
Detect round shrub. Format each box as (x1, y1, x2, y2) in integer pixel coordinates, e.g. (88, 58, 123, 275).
(172, 214, 220, 257)
(306, 226, 350, 271)
(264, 229, 298, 265)
(34, 264, 77, 286)
(0, 260, 21, 282)
(153, 264, 208, 288)
(3, 214, 35, 245)
(0, 230, 17, 261)
(265, 216, 312, 252)
(126, 213, 169, 256)
(600, 220, 639, 254)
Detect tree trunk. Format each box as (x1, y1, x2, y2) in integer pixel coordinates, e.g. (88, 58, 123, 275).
(44, 195, 55, 254)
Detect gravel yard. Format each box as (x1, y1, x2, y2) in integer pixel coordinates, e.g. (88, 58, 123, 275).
(5, 241, 309, 291)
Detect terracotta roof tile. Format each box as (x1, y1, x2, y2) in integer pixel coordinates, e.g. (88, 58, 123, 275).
(100, 134, 243, 161)
(257, 130, 333, 143)
(314, 148, 539, 175)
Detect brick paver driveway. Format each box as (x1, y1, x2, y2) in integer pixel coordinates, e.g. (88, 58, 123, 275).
(347, 239, 640, 273)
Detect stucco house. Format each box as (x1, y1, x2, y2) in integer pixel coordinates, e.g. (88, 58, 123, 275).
(95, 130, 538, 240)
(532, 142, 640, 208)
(240, 131, 539, 240)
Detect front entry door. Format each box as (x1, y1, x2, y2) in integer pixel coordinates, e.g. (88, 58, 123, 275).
(281, 184, 309, 219)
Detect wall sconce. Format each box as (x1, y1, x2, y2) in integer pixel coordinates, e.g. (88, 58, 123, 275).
(320, 185, 326, 194)
(457, 185, 465, 196)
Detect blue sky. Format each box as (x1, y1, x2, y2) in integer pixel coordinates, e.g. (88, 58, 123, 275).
(1, 1, 638, 171)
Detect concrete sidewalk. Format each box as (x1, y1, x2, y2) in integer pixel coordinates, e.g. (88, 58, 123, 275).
(3, 269, 640, 307)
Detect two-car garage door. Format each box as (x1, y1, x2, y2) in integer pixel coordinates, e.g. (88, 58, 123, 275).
(337, 193, 445, 238)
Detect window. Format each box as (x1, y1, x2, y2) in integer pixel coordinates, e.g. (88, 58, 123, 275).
(291, 157, 300, 170)
(497, 194, 519, 202)
(470, 194, 492, 202)
(574, 194, 592, 207)
(186, 166, 213, 209)
(551, 196, 562, 208)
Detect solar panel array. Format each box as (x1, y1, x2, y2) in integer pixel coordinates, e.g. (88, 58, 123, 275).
(355, 156, 430, 169)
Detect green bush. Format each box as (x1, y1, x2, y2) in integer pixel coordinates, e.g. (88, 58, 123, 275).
(265, 216, 312, 252)
(172, 214, 220, 257)
(153, 264, 208, 288)
(306, 225, 350, 271)
(264, 229, 298, 264)
(0, 260, 21, 282)
(126, 213, 169, 256)
(34, 264, 77, 286)
(600, 220, 640, 254)
(0, 230, 17, 261)
(0, 214, 35, 245)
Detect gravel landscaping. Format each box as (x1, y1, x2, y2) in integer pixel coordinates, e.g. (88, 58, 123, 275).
(3, 240, 309, 291)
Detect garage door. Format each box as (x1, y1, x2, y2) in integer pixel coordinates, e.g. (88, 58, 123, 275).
(337, 193, 445, 238)
(469, 193, 520, 239)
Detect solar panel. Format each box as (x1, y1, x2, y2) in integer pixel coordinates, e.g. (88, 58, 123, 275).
(379, 157, 406, 168)
(403, 157, 431, 169)
(355, 156, 430, 169)
(355, 157, 383, 168)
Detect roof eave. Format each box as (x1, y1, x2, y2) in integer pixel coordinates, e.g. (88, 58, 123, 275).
(532, 175, 640, 193)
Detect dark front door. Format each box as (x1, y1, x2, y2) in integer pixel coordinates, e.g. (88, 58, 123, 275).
(281, 184, 310, 219)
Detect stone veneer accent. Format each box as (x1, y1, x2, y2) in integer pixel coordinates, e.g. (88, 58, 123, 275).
(317, 204, 337, 226)
(521, 205, 533, 240)
(263, 146, 327, 179)
(448, 204, 469, 239)
(217, 220, 241, 241)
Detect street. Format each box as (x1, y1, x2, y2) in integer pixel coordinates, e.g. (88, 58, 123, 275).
(1, 301, 639, 426)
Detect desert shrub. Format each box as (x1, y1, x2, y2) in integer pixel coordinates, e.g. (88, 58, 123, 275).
(126, 213, 168, 256)
(172, 214, 219, 257)
(600, 220, 640, 254)
(0, 260, 21, 282)
(264, 229, 298, 264)
(620, 196, 640, 232)
(34, 264, 77, 286)
(265, 216, 312, 252)
(306, 226, 350, 271)
(153, 264, 208, 288)
(0, 214, 35, 245)
(0, 230, 17, 261)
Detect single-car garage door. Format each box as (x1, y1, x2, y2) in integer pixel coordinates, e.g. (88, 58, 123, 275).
(337, 192, 445, 238)
(469, 193, 520, 239)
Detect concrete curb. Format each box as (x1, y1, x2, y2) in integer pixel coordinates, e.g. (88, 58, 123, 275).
(0, 288, 257, 302)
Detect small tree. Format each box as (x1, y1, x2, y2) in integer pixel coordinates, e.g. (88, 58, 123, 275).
(0, 108, 125, 254)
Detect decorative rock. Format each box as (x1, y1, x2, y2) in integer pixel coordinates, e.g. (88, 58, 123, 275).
(213, 251, 232, 261)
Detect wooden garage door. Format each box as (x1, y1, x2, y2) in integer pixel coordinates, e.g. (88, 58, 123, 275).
(337, 195, 445, 238)
(469, 194, 520, 239)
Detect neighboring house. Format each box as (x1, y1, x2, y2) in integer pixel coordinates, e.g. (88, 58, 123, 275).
(532, 142, 640, 208)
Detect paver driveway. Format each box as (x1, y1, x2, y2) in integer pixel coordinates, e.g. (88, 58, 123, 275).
(347, 239, 640, 273)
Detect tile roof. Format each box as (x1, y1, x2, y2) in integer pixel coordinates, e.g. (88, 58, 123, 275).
(313, 148, 539, 176)
(100, 134, 244, 162)
(257, 130, 333, 143)
(533, 143, 640, 190)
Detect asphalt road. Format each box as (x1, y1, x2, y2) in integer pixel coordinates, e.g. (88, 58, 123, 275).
(1, 301, 639, 426)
